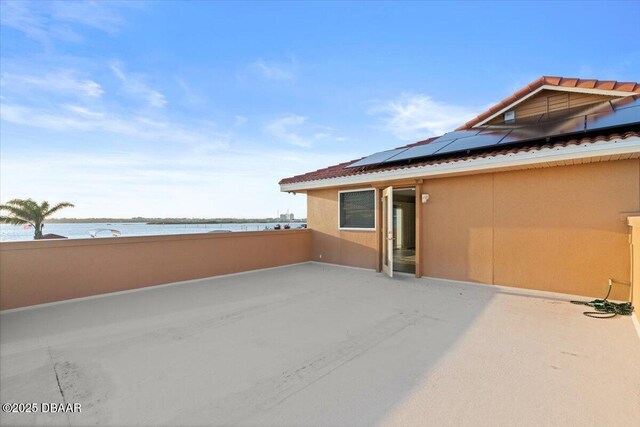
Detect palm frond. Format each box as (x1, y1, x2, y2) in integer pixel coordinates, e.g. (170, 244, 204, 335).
(44, 202, 74, 217)
(2, 199, 74, 225)
(6, 199, 38, 209)
(4, 199, 39, 215)
(0, 215, 30, 226)
(0, 204, 34, 222)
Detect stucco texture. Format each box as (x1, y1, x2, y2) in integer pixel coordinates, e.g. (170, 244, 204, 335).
(0, 230, 311, 310)
(306, 188, 377, 270)
(308, 159, 639, 300)
(491, 159, 637, 299)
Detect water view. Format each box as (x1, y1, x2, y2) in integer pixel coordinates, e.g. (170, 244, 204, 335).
(0, 222, 306, 242)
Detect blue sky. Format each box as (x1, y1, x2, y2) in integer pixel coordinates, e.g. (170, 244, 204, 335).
(1, 1, 639, 218)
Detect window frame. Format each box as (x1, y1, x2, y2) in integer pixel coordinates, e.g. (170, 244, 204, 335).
(337, 188, 377, 231)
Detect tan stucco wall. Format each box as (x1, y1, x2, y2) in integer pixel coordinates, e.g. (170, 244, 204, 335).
(0, 229, 311, 310)
(491, 160, 637, 300)
(307, 188, 377, 269)
(421, 173, 495, 284)
(308, 159, 639, 300)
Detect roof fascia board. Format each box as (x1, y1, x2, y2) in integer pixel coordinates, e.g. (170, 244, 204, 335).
(280, 136, 640, 192)
(473, 85, 637, 128)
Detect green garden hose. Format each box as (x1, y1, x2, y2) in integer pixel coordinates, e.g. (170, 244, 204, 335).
(570, 279, 635, 319)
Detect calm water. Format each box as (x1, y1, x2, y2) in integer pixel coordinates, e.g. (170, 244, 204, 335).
(0, 222, 306, 242)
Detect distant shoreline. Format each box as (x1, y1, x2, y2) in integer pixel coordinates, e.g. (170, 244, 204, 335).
(46, 217, 306, 224)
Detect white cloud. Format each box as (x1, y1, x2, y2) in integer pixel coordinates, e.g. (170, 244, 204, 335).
(370, 93, 479, 140)
(248, 59, 296, 81)
(50, 1, 127, 34)
(265, 115, 340, 148)
(0, 103, 229, 150)
(111, 63, 167, 108)
(1, 71, 104, 97)
(0, 63, 228, 154)
(0, 1, 131, 44)
(234, 115, 248, 126)
(175, 77, 206, 106)
(266, 115, 310, 147)
(0, 147, 355, 218)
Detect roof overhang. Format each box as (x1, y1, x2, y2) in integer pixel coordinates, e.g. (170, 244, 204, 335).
(472, 85, 637, 128)
(280, 136, 640, 192)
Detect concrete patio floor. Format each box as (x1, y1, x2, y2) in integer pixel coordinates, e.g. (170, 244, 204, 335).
(1, 262, 639, 426)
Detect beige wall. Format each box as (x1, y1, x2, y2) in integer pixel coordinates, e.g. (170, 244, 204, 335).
(491, 160, 637, 300)
(424, 159, 638, 299)
(308, 159, 639, 300)
(0, 229, 311, 310)
(422, 173, 495, 284)
(307, 188, 377, 269)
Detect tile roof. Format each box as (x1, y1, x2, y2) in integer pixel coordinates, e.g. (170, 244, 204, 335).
(280, 77, 640, 187)
(457, 76, 640, 130)
(279, 131, 639, 186)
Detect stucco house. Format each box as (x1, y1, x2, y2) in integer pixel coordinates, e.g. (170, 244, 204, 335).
(280, 76, 640, 301)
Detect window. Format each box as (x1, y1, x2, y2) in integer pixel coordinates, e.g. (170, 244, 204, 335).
(339, 189, 376, 230)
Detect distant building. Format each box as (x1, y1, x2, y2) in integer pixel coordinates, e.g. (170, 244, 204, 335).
(279, 213, 294, 221)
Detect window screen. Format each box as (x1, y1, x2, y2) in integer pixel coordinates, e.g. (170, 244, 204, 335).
(339, 190, 375, 229)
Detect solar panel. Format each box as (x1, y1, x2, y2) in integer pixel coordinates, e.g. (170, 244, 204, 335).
(345, 147, 410, 168)
(502, 114, 586, 145)
(586, 105, 640, 132)
(612, 96, 639, 111)
(553, 101, 613, 121)
(580, 100, 614, 115)
(381, 140, 456, 163)
(343, 96, 639, 170)
(428, 129, 482, 144)
(379, 129, 491, 163)
(434, 130, 512, 155)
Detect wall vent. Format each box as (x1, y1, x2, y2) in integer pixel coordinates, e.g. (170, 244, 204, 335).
(504, 110, 516, 122)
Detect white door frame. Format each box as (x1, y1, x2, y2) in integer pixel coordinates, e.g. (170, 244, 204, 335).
(382, 186, 394, 277)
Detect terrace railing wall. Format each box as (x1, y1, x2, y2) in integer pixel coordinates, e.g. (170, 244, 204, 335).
(0, 229, 311, 310)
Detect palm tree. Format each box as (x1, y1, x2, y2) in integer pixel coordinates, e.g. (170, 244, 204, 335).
(0, 199, 75, 240)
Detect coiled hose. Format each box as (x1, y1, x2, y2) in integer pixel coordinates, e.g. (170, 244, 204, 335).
(570, 279, 635, 319)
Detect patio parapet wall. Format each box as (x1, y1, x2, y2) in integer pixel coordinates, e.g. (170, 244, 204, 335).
(0, 229, 311, 311)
